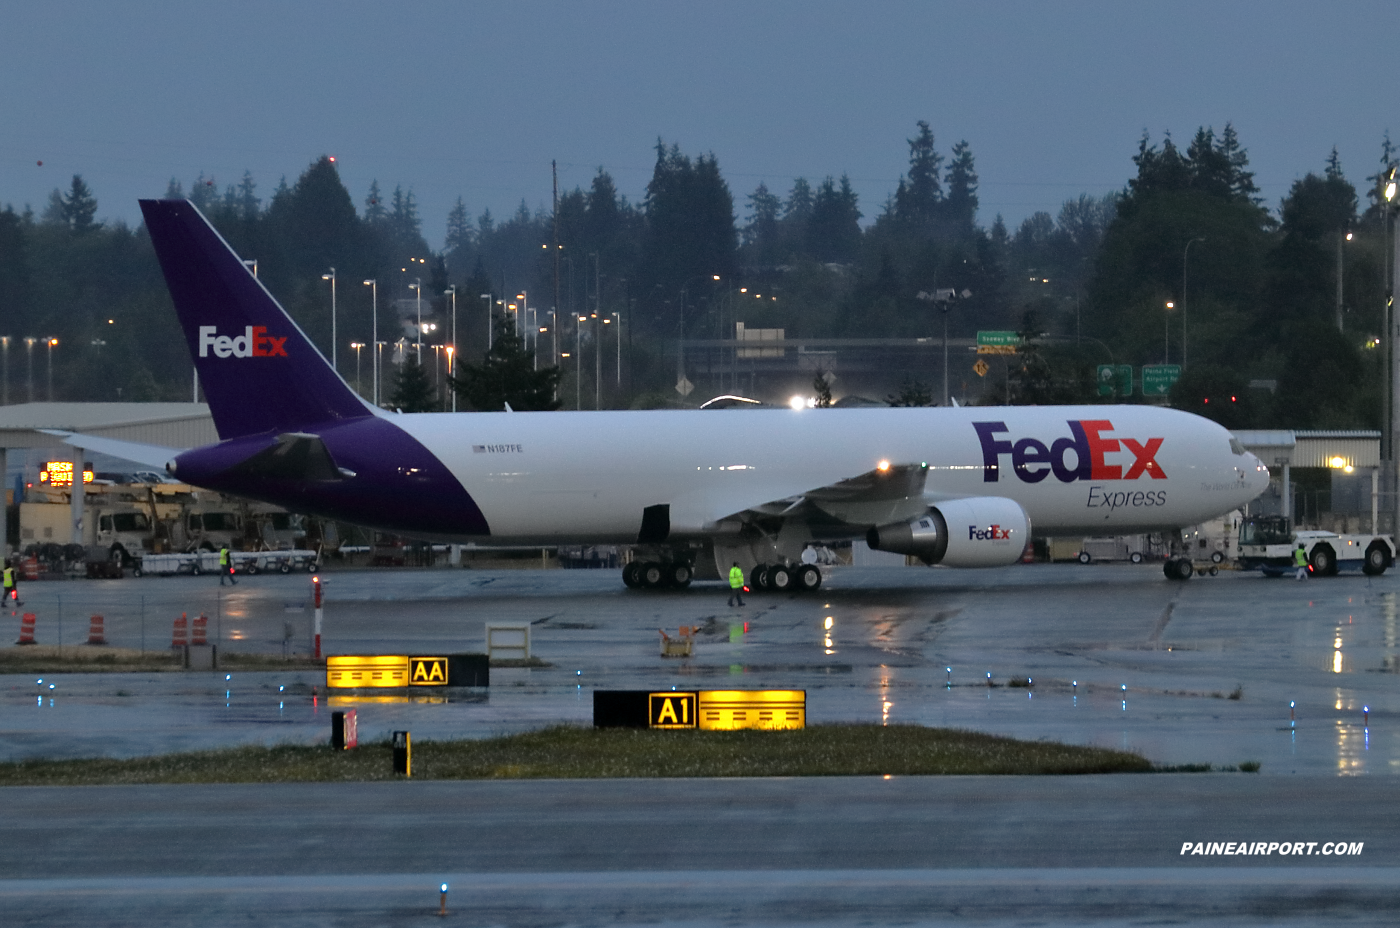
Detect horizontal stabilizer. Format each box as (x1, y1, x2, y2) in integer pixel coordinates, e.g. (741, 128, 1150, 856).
(40, 431, 180, 472)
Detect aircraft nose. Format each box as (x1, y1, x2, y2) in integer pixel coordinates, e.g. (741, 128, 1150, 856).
(1243, 453, 1270, 497)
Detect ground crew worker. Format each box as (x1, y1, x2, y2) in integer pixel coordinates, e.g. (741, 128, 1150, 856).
(1294, 543, 1309, 581)
(4, 559, 21, 607)
(219, 543, 237, 586)
(728, 561, 745, 607)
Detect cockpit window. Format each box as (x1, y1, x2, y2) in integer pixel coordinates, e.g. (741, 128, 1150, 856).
(1229, 437, 1246, 456)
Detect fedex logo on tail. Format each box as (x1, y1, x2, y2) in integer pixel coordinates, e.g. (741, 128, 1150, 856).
(198, 326, 288, 359)
(973, 420, 1165, 484)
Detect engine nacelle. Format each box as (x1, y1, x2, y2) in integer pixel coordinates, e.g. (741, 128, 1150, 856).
(867, 497, 1030, 568)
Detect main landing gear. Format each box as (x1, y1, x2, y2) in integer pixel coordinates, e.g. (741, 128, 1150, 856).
(749, 563, 822, 593)
(622, 560, 693, 589)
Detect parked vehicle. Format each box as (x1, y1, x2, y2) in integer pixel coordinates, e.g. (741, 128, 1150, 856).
(1238, 515, 1394, 577)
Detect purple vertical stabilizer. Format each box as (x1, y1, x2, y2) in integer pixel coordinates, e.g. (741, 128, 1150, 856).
(140, 199, 372, 439)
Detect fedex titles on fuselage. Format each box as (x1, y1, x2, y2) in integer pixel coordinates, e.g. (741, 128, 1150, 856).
(973, 419, 1167, 513)
(197, 325, 287, 359)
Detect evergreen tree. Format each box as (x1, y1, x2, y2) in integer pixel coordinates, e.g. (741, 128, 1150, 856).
(886, 376, 932, 407)
(0, 206, 30, 334)
(894, 120, 942, 230)
(942, 140, 979, 234)
(640, 140, 737, 320)
(742, 182, 782, 262)
(806, 175, 861, 262)
(364, 181, 387, 224)
(164, 178, 184, 199)
(446, 197, 471, 253)
(190, 172, 218, 210)
(60, 175, 99, 232)
(236, 171, 260, 220)
(453, 314, 562, 411)
(389, 358, 437, 412)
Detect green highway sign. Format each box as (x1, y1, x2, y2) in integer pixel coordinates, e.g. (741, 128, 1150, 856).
(1141, 364, 1182, 397)
(976, 331, 1021, 355)
(1096, 364, 1134, 397)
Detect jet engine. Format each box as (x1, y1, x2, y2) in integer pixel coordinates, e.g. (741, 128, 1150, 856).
(867, 497, 1030, 567)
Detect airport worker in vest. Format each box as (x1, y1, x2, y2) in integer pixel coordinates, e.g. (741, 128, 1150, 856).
(728, 561, 745, 607)
(4, 559, 21, 607)
(220, 543, 237, 586)
(1294, 543, 1309, 581)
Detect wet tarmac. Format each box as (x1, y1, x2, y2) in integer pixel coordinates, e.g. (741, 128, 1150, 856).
(3, 562, 1399, 925)
(2, 562, 1398, 774)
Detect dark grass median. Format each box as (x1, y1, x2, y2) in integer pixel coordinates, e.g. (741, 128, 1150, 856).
(0, 724, 1150, 786)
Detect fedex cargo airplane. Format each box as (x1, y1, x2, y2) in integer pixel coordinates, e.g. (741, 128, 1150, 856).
(131, 199, 1270, 591)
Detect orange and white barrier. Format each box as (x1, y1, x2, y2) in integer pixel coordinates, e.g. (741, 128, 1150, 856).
(191, 613, 208, 646)
(171, 612, 188, 648)
(87, 615, 107, 646)
(16, 612, 36, 645)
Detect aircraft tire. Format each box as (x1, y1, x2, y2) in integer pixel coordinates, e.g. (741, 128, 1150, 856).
(666, 563, 693, 588)
(796, 564, 822, 591)
(749, 565, 767, 591)
(622, 562, 643, 588)
(769, 565, 793, 591)
(1164, 558, 1192, 581)
(1363, 542, 1389, 576)
(641, 562, 666, 588)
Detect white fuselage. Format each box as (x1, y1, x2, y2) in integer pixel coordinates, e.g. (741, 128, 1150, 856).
(388, 404, 1269, 544)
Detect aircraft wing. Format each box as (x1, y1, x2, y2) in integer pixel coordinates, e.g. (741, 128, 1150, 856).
(717, 462, 931, 529)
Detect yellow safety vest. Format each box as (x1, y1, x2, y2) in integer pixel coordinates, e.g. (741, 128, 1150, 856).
(729, 566, 744, 589)
(1294, 548, 1308, 567)
(3, 568, 12, 589)
(220, 548, 230, 566)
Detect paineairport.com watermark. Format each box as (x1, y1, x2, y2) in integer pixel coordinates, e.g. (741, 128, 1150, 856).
(1181, 841, 1364, 857)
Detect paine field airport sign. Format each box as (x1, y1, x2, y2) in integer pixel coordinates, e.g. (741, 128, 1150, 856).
(594, 690, 806, 731)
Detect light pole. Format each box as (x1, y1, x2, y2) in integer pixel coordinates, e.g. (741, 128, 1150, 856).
(2, 336, 9, 405)
(444, 286, 457, 412)
(516, 292, 527, 339)
(409, 279, 422, 364)
(1164, 302, 1174, 365)
(362, 279, 378, 406)
(677, 274, 719, 391)
(576, 312, 585, 410)
(350, 342, 364, 396)
(1336, 230, 1353, 332)
(24, 337, 35, 403)
(612, 311, 621, 385)
(479, 293, 493, 350)
(1387, 166, 1399, 534)
(1181, 237, 1205, 368)
(45, 338, 57, 401)
(321, 268, 337, 369)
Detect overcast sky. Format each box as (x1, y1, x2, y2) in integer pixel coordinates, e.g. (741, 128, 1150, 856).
(3, 1, 1398, 249)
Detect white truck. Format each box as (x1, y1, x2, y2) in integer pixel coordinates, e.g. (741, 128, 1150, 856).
(1237, 515, 1394, 577)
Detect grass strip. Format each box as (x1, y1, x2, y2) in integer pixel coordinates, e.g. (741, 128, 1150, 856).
(0, 646, 322, 674)
(0, 724, 1149, 786)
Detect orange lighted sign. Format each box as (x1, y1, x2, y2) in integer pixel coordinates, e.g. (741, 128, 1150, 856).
(41, 462, 93, 487)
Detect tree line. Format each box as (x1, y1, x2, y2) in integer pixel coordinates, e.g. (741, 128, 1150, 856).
(0, 121, 1392, 429)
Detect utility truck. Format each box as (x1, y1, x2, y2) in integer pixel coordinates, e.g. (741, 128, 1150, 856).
(1237, 515, 1394, 577)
